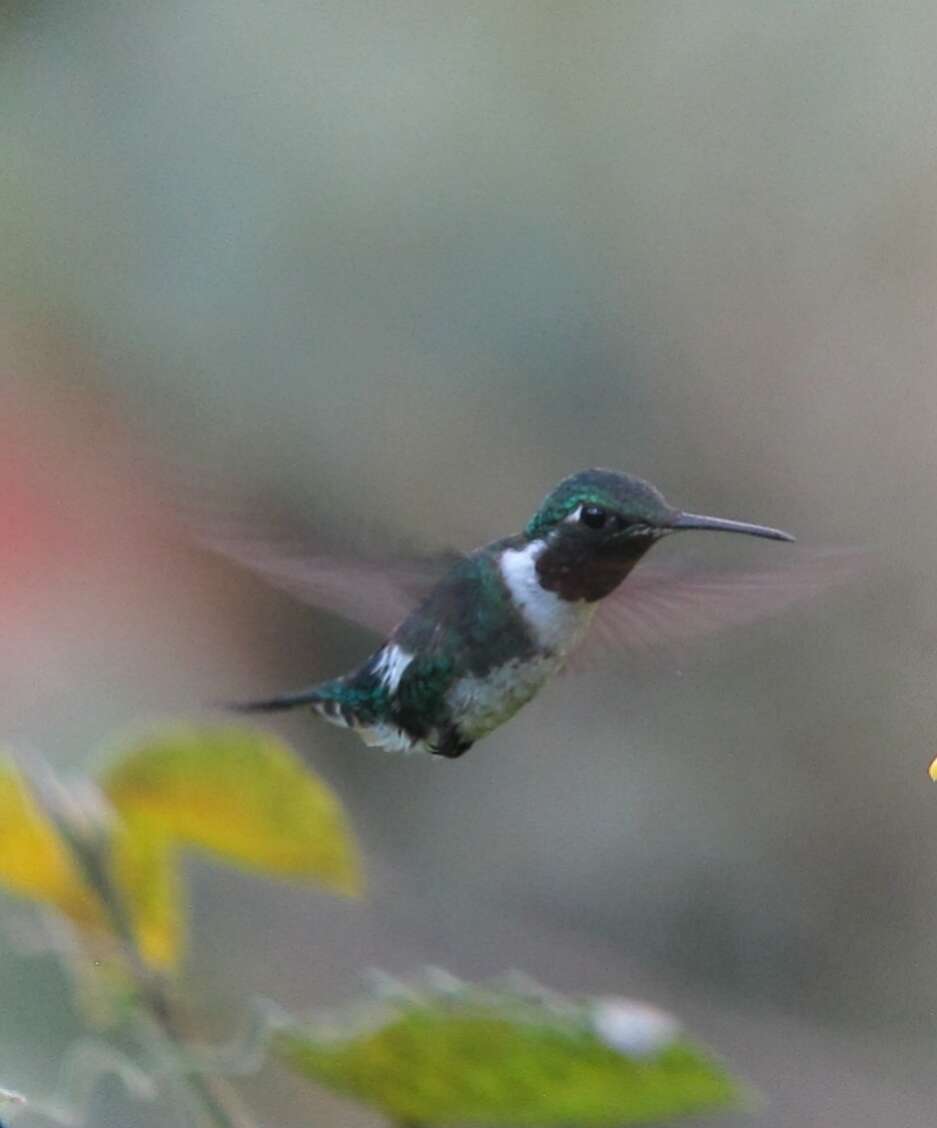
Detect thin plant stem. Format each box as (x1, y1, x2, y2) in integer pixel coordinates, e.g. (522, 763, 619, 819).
(133, 1004, 258, 1128)
(57, 810, 260, 1128)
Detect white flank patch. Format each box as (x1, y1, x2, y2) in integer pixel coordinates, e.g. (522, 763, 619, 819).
(498, 541, 595, 652)
(372, 643, 414, 692)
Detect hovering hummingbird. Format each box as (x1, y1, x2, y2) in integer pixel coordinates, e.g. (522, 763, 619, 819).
(210, 468, 852, 759)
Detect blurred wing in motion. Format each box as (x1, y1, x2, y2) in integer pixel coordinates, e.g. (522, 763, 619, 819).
(199, 521, 460, 637)
(567, 547, 868, 673)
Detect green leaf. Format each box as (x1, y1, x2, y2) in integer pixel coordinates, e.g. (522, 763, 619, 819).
(100, 725, 362, 970)
(274, 973, 744, 1125)
(0, 754, 103, 930)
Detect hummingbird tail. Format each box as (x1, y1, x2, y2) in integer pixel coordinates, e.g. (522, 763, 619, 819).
(225, 686, 328, 714)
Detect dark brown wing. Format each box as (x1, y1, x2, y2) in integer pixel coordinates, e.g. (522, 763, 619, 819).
(566, 547, 868, 673)
(199, 521, 460, 637)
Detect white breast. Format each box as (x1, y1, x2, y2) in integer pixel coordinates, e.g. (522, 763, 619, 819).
(498, 541, 595, 652)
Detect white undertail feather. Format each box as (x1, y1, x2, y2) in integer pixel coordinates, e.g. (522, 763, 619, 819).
(355, 723, 418, 753)
(313, 693, 420, 754)
(311, 643, 424, 754)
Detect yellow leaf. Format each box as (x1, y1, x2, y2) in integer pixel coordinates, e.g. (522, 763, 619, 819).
(0, 756, 102, 928)
(100, 725, 361, 969)
(110, 821, 182, 971)
(929, 757, 937, 782)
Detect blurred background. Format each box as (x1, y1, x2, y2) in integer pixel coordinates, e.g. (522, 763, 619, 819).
(2, 2, 937, 1124)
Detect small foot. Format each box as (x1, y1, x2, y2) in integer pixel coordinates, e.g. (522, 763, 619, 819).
(430, 730, 473, 759)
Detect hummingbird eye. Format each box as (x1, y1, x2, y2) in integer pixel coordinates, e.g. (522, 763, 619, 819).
(580, 505, 609, 530)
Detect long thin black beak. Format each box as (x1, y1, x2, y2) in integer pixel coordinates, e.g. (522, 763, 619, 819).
(669, 512, 795, 542)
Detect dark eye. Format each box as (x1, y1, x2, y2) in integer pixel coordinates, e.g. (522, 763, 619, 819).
(580, 505, 609, 529)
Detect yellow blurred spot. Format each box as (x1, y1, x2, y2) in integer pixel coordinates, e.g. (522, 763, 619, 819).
(101, 725, 363, 970)
(0, 755, 103, 929)
(110, 823, 181, 971)
(929, 757, 937, 782)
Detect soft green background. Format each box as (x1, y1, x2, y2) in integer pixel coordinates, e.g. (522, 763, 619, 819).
(1, 3, 936, 1125)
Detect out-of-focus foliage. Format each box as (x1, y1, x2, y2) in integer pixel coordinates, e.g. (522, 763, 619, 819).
(275, 973, 742, 1125)
(0, 730, 742, 1128)
(0, 754, 103, 931)
(0, 1086, 26, 1116)
(101, 725, 362, 968)
(108, 822, 181, 972)
(0, 726, 361, 975)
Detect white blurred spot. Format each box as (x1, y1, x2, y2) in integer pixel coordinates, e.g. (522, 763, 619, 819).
(590, 997, 681, 1058)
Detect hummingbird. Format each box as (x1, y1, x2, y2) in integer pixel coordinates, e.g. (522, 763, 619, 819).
(209, 468, 853, 759)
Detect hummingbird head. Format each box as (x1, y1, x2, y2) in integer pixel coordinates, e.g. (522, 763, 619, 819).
(524, 468, 794, 601)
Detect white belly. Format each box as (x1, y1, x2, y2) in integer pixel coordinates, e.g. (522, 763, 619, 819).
(447, 651, 567, 742)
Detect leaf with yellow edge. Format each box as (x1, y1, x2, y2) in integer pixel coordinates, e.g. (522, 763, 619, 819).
(275, 972, 745, 1126)
(100, 726, 362, 969)
(0, 755, 103, 929)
